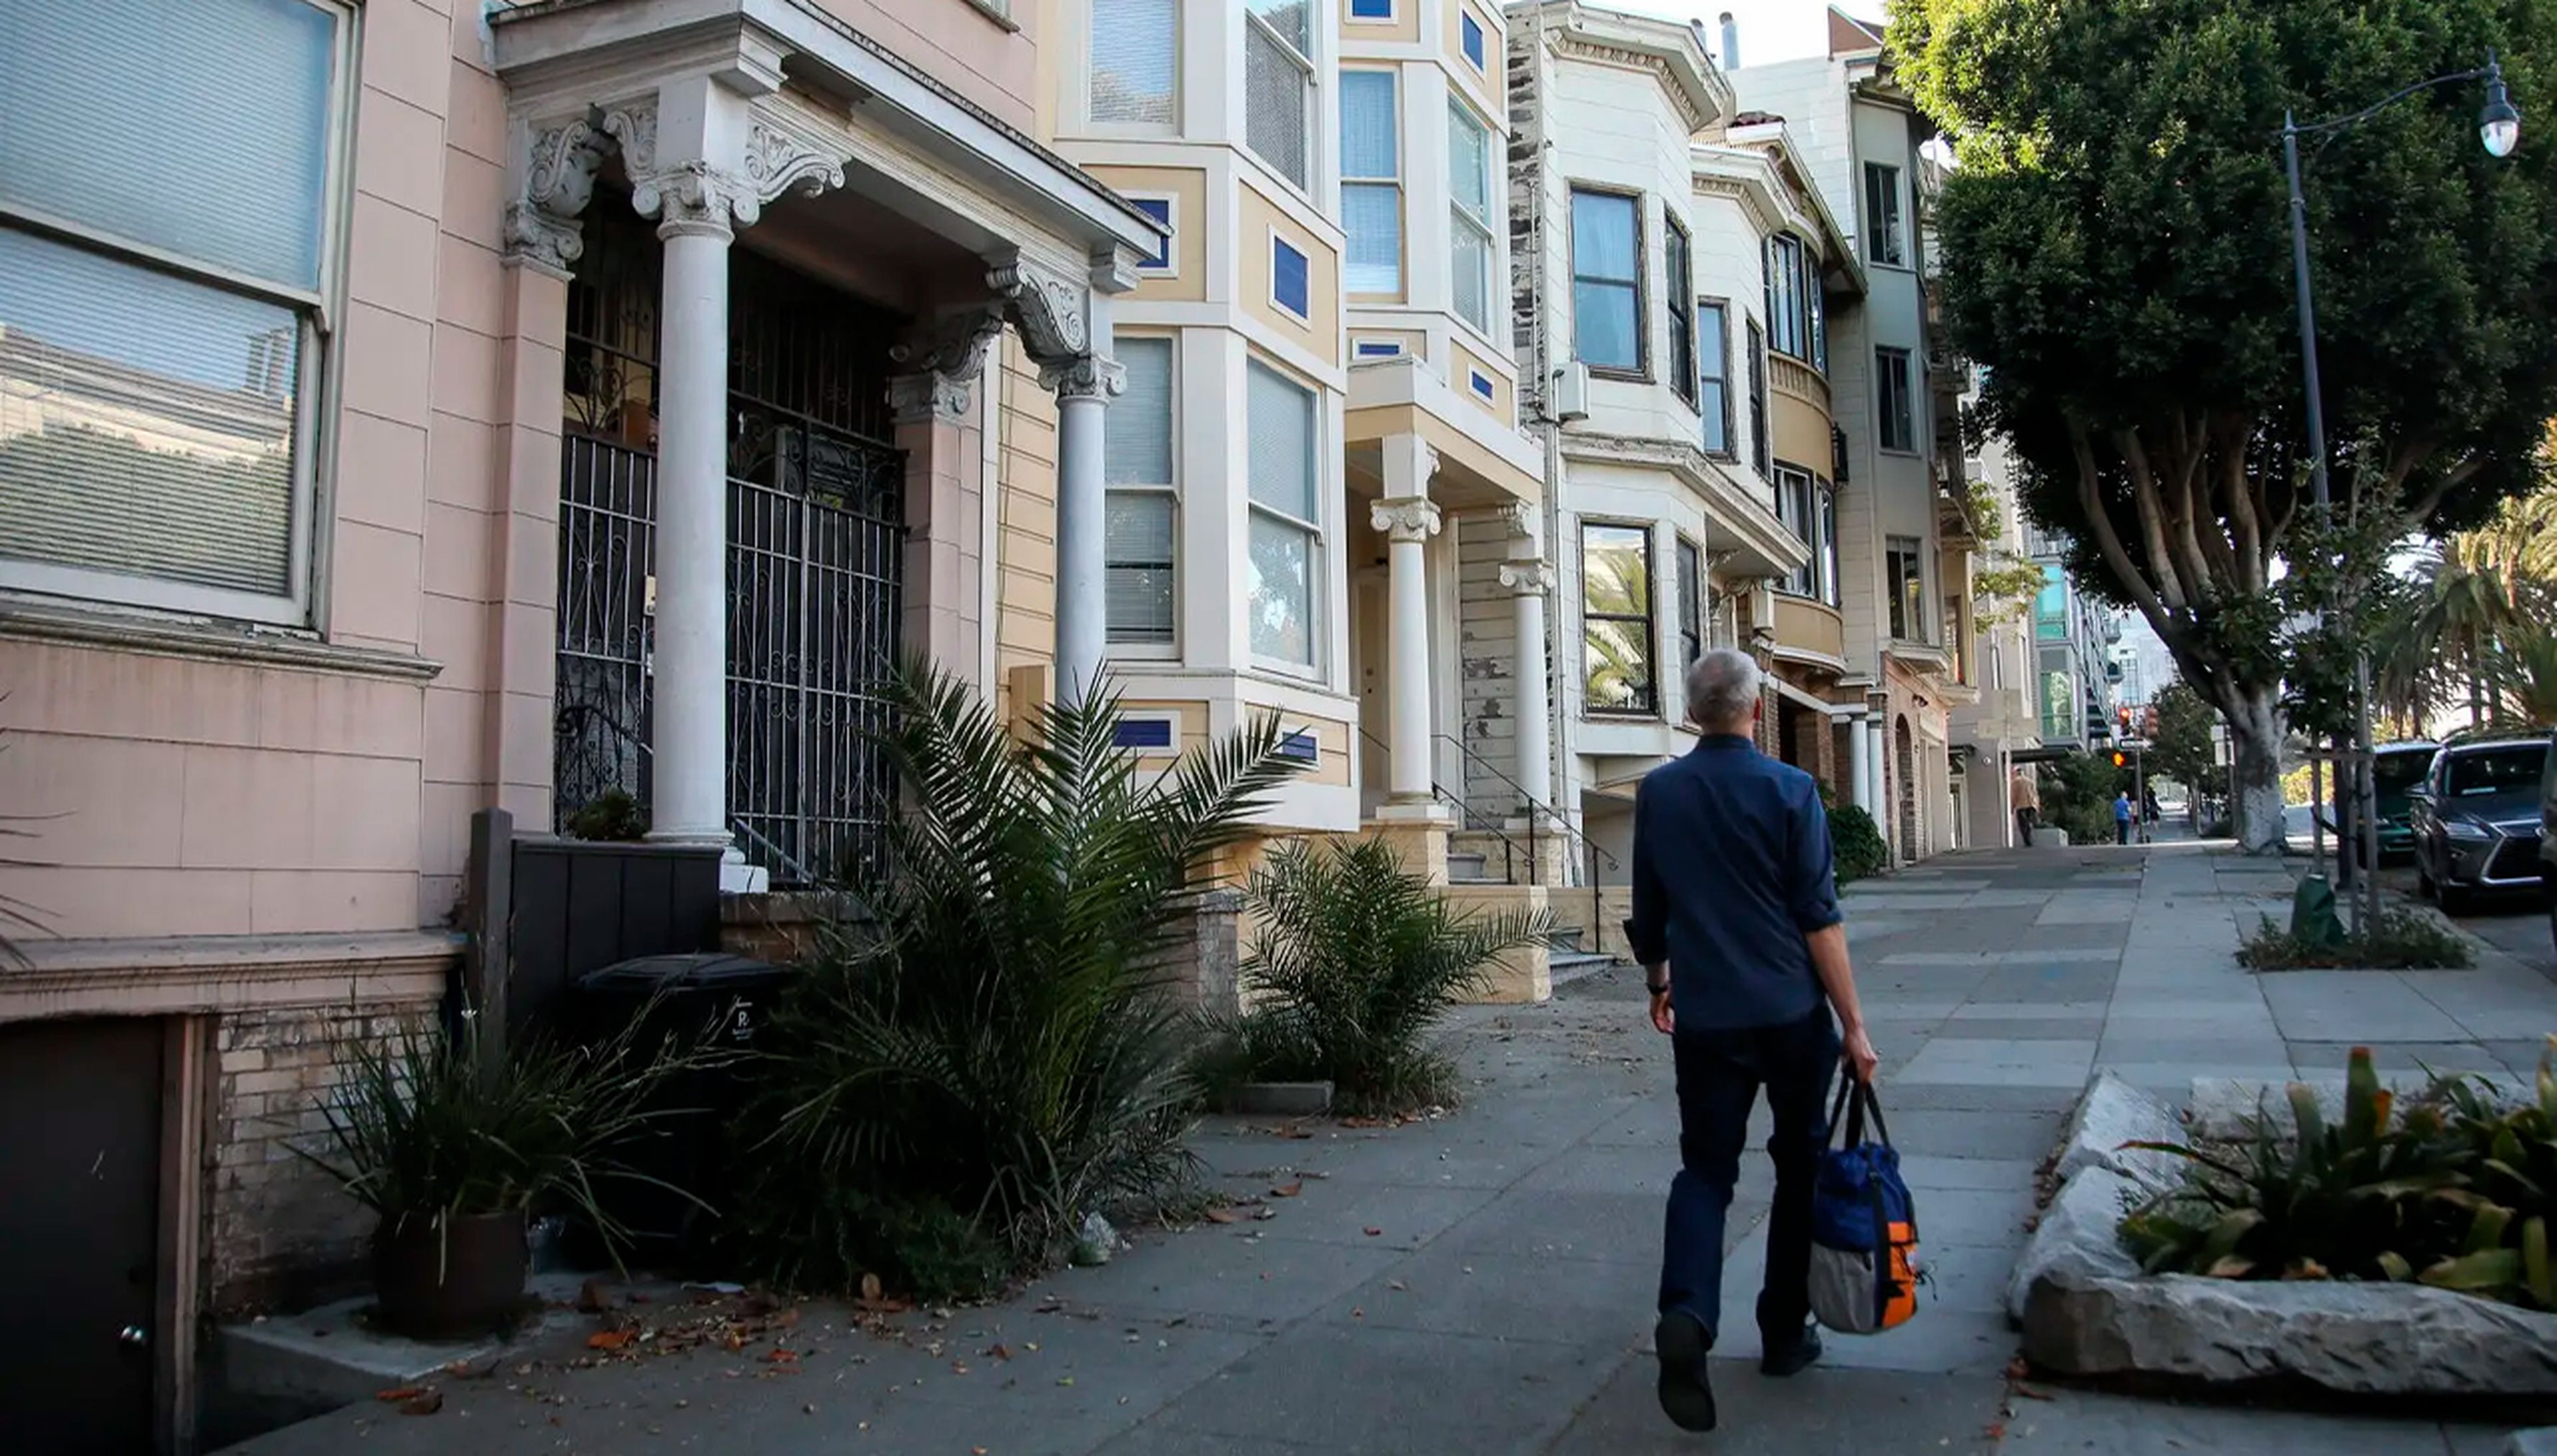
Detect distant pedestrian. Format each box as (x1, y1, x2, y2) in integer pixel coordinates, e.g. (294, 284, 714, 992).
(2114, 791, 2133, 846)
(2011, 767, 2040, 846)
(1628, 648, 1880, 1435)
(2142, 787, 2161, 824)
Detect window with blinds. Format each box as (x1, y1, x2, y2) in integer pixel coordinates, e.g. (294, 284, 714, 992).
(1569, 189, 1643, 374)
(1104, 337, 1176, 646)
(1450, 102, 1496, 334)
(1091, 0, 1177, 126)
(1246, 361, 1318, 667)
(1245, 0, 1314, 189)
(1340, 71, 1400, 294)
(1697, 300, 1732, 455)
(0, 0, 345, 622)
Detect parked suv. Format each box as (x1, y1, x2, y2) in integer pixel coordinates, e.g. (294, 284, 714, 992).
(2410, 736, 2550, 913)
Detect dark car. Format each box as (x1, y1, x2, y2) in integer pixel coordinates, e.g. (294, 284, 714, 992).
(2411, 736, 2550, 913)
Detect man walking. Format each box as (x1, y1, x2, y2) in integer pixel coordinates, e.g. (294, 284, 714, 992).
(2114, 790, 2134, 846)
(2011, 765, 2040, 847)
(1627, 649, 1880, 1433)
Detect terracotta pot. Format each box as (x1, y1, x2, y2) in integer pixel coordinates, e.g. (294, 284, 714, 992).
(372, 1210, 529, 1339)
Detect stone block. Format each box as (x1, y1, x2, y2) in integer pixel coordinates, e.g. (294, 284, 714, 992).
(2024, 1270, 2557, 1395)
(2055, 1071, 2185, 1196)
(2006, 1165, 2143, 1324)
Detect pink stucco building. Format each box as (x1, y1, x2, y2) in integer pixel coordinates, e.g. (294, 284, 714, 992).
(0, 1, 1159, 1445)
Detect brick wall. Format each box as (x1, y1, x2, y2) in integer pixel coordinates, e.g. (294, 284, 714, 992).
(208, 1001, 435, 1315)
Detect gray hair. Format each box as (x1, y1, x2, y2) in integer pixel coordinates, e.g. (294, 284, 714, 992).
(1685, 647, 1763, 731)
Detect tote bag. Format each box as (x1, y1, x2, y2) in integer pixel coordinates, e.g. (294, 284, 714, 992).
(1808, 1077, 1922, 1335)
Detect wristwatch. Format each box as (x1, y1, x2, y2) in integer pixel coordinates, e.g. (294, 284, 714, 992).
(1645, 979, 1670, 997)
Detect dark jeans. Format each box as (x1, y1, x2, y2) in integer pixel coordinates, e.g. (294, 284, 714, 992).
(1659, 1009, 1841, 1343)
(2116, 820, 2131, 845)
(2015, 807, 2037, 846)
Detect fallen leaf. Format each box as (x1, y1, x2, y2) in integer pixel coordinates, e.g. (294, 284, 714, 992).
(1386, 1280, 1408, 1292)
(440, 1356, 499, 1379)
(1363, 1227, 1384, 1237)
(1203, 1206, 1242, 1224)
(988, 1343, 1013, 1360)
(589, 1330, 636, 1351)
(374, 1386, 429, 1403)
(1271, 1182, 1302, 1198)
(399, 1390, 443, 1416)
(1985, 1423, 2006, 1439)
(2016, 1384, 2054, 1401)
(772, 1307, 802, 1328)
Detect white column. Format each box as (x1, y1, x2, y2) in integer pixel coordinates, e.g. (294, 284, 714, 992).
(1868, 716, 1891, 848)
(647, 210, 735, 855)
(1047, 354, 1121, 706)
(1847, 710, 1872, 814)
(1498, 559, 1558, 809)
(1372, 436, 1442, 802)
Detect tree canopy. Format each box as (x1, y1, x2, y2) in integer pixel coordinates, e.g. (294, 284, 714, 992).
(1891, 0, 2557, 842)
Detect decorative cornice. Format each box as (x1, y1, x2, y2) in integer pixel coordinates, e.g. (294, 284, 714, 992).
(1550, 33, 1714, 132)
(1499, 500, 1537, 539)
(503, 113, 611, 277)
(1498, 559, 1558, 595)
(989, 256, 1090, 364)
(1371, 497, 1444, 543)
(888, 371, 972, 425)
(1041, 353, 1126, 403)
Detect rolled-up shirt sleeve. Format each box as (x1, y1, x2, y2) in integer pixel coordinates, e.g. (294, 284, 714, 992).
(1628, 776, 1671, 967)
(1790, 786, 1844, 933)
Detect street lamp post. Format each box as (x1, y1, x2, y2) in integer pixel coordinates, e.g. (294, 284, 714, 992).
(2280, 53, 2520, 933)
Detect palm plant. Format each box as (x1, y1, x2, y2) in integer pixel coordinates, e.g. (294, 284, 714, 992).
(1213, 838, 1552, 1115)
(730, 660, 1304, 1298)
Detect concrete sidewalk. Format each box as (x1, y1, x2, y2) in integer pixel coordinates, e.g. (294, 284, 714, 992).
(222, 845, 2555, 1455)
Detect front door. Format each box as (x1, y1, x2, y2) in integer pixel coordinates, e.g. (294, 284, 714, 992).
(0, 1017, 164, 1453)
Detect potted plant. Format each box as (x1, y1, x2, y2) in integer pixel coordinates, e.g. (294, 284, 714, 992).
(298, 1017, 701, 1339)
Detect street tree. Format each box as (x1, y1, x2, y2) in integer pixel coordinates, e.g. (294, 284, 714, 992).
(2145, 680, 2221, 806)
(1891, 0, 2557, 851)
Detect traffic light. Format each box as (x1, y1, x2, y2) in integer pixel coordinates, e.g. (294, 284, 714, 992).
(2111, 752, 2126, 768)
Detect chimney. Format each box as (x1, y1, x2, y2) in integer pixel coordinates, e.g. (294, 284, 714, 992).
(1719, 11, 1740, 70)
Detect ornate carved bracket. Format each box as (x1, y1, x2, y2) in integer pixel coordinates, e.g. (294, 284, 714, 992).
(888, 305, 1008, 423)
(1498, 559, 1558, 596)
(988, 257, 1091, 364)
(631, 159, 760, 238)
(503, 114, 611, 277)
(1372, 497, 1444, 543)
(742, 119, 845, 209)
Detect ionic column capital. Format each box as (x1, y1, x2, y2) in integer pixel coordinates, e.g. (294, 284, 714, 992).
(1371, 496, 1443, 543)
(1498, 559, 1558, 596)
(634, 160, 757, 240)
(1041, 353, 1126, 404)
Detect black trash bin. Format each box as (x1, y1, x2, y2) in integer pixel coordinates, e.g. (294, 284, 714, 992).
(570, 952, 794, 1266)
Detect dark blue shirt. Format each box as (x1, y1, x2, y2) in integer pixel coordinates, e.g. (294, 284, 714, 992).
(1627, 734, 1842, 1031)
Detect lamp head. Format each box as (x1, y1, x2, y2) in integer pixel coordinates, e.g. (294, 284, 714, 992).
(2482, 53, 2522, 158)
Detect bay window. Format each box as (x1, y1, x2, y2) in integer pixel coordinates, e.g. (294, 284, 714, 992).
(1245, 0, 1314, 190)
(1697, 300, 1731, 455)
(0, 0, 350, 624)
(1569, 188, 1643, 374)
(1104, 338, 1176, 644)
(1665, 216, 1696, 405)
(1340, 71, 1400, 294)
(1450, 101, 1496, 334)
(1581, 523, 1654, 714)
(1247, 362, 1320, 666)
(1091, 0, 1177, 126)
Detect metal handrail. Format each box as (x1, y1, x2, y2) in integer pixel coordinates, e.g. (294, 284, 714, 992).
(1350, 724, 1538, 885)
(1428, 730, 1620, 871)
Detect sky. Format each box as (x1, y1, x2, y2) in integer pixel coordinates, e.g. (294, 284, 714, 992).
(1600, 0, 1888, 68)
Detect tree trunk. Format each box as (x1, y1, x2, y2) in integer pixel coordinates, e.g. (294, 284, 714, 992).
(2225, 685, 2287, 855)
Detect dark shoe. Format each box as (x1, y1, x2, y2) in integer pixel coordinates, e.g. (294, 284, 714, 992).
(1653, 1310, 1717, 1432)
(1760, 1323, 1823, 1377)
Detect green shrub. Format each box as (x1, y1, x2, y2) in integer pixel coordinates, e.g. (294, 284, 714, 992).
(296, 1015, 705, 1259)
(1210, 838, 1549, 1116)
(727, 662, 1302, 1301)
(2239, 906, 2474, 970)
(1829, 803, 1888, 883)
(2121, 1043, 2557, 1308)
(563, 788, 649, 842)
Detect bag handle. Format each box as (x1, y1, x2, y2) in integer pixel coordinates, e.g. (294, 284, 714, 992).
(1829, 1076, 1894, 1150)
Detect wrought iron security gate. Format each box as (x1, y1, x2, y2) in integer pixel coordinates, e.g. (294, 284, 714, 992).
(554, 201, 906, 886)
